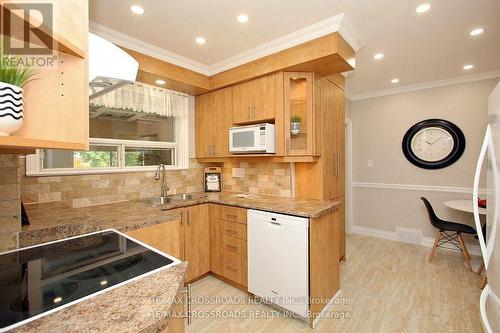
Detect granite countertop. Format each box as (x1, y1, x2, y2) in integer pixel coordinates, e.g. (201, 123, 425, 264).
(11, 263, 188, 333)
(9, 192, 340, 332)
(19, 200, 181, 247)
(20, 191, 341, 247)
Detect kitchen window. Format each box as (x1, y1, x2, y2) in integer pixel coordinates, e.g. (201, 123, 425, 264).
(26, 83, 190, 176)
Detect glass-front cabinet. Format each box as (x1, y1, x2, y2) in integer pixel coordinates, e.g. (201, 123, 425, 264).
(284, 72, 314, 156)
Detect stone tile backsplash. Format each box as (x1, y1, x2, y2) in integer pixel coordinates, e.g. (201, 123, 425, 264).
(221, 160, 292, 197)
(21, 158, 205, 208)
(18, 157, 292, 210)
(0, 154, 21, 250)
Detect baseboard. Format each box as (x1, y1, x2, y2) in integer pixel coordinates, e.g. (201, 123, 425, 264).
(350, 225, 482, 256)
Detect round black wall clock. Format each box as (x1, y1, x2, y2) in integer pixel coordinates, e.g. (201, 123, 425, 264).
(402, 119, 466, 169)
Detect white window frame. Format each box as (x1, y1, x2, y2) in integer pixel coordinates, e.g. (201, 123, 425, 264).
(25, 114, 189, 176)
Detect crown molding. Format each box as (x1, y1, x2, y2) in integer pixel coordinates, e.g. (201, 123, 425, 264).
(209, 13, 364, 75)
(348, 70, 500, 101)
(89, 22, 212, 75)
(90, 13, 363, 77)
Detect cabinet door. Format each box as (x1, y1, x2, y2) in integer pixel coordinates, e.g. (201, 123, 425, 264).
(284, 72, 314, 156)
(195, 93, 213, 158)
(252, 75, 276, 122)
(0, 0, 89, 150)
(212, 87, 233, 157)
(233, 81, 253, 124)
(209, 205, 223, 275)
(126, 219, 182, 259)
(184, 205, 210, 281)
(321, 77, 345, 200)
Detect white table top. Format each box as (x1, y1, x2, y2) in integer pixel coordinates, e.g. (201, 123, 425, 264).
(444, 200, 487, 215)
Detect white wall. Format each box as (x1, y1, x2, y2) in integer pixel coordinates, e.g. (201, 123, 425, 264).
(351, 78, 499, 242)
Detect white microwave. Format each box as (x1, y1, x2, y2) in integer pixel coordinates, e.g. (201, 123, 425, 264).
(229, 123, 276, 154)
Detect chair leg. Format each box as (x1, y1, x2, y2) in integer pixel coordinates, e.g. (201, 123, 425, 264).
(458, 233, 472, 271)
(477, 262, 484, 275)
(480, 276, 487, 289)
(428, 231, 441, 262)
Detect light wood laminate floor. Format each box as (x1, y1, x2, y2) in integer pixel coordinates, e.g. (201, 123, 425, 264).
(186, 234, 483, 332)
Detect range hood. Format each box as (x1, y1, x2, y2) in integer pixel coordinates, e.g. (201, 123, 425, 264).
(89, 33, 139, 100)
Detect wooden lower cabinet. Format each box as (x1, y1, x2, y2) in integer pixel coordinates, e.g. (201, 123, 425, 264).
(209, 204, 248, 289)
(160, 279, 186, 333)
(159, 205, 210, 282)
(309, 207, 341, 326)
(183, 204, 210, 281)
(126, 218, 182, 258)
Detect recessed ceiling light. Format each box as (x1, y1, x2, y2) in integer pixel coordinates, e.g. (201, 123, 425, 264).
(130, 5, 144, 15)
(53, 297, 62, 303)
(195, 36, 206, 45)
(470, 28, 484, 36)
(100, 280, 108, 286)
(463, 64, 474, 70)
(237, 14, 249, 23)
(416, 3, 431, 13)
(373, 53, 384, 60)
(391, 78, 400, 84)
(155, 79, 166, 85)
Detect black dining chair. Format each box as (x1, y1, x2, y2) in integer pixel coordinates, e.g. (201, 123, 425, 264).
(420, 197, 477, 270)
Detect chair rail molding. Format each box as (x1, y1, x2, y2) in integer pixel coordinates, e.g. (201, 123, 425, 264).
(352, 181, 487, 194)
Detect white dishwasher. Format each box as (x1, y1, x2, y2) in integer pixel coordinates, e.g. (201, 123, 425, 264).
(247, 209, 309, 317)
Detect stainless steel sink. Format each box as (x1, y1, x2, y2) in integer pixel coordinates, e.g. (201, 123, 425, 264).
(141, 196, 175, 206)
(140, 193, 207, 206)
(170, 193, 207, 201)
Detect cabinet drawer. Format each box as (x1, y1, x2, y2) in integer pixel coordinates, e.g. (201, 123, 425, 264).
(221, 249, 247, 286)
(222, 220, 247, 240)
(221, 235, 247, 256)
(219, 205, 247, 224)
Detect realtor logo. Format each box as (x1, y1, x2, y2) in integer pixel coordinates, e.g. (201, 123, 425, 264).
(1, 2, 56, 67)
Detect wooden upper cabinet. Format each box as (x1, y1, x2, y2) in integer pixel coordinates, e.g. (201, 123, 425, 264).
(0, 0, 89, 150)
(195, 87, 232, 158)
(212, 88, 232, 157)
(284, 72, 315, 156)
(195, 93, 213, 158)
(232, 74, 276, 124)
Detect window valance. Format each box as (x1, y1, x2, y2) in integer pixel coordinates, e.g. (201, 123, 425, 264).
(90, 82, 188, 118)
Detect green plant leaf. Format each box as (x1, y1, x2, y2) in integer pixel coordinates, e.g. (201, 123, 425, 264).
(0, 37, 37, 88)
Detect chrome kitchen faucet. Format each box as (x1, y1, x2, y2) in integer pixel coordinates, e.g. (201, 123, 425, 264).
(155, 164, 169, 197)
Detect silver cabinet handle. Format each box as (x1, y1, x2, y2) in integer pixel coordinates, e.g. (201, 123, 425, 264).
(212, 144, 216, 156)
(253, 105, 256, 118)
(247, 106, 250, 119)
(180, 210, 183, 225)
(187, 210, 190, 226)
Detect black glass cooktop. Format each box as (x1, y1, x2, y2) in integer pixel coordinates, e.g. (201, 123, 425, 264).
(0, 230, 177, 332)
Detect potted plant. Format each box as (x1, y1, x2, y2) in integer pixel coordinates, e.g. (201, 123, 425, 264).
(0, 46, 35, 136)
(290, 115, 301, 135)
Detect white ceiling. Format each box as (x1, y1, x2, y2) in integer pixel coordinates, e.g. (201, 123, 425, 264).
(89, 0, 500, 96)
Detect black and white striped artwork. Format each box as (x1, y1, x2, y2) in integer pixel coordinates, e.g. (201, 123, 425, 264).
(0, 82, 24, 136)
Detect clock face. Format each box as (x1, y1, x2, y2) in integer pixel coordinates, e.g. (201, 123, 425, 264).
(402, 119, 466, 169)
(410, 127, 454, 162)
